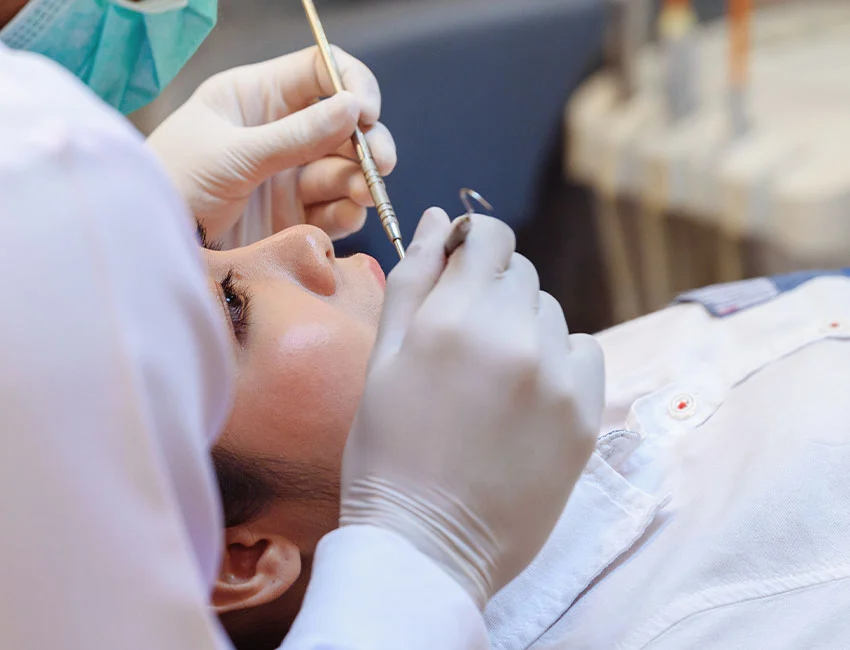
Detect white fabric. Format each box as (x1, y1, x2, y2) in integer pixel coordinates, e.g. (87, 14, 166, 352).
(485, 275, 850, 649)
(289, 526, 488, 649)
(0, 43, 486, 650)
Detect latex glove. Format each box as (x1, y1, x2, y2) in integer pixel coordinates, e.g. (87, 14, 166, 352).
(341, 209, 605, 608)
(146, 46, 396, 247)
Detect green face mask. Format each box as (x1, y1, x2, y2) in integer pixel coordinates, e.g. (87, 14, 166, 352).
(0, 0, 217, 114)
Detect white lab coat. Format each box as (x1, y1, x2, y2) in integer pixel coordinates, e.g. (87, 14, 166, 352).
(0, 44, 486, 650)
(485, 274, 850, 649)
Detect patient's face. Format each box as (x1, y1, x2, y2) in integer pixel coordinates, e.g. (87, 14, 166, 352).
(204, 224, 384, 544)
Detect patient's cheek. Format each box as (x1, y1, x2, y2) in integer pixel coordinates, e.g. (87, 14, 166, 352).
(229, 317, 373, 469)
(275, 322, 363, 420)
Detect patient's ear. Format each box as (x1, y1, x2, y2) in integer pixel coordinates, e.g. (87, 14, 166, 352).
(212, 526, 302, 614)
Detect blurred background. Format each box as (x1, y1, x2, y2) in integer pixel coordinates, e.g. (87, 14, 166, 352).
(133, 0, 850, 333)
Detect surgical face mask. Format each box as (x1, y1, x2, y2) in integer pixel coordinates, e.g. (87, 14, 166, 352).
(0, 0, 217, 114)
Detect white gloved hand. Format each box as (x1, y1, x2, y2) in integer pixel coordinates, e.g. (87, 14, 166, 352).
(146, 46, 396, 247)
(341, 209, 605, 608)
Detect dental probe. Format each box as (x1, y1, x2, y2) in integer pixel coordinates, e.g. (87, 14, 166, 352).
(444, 188, 493, 256)
(301, 0, 405, 260)
(444, 215, 472, 257)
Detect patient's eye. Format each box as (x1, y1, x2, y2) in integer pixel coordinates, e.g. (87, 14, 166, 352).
(221, 270, 251, 344)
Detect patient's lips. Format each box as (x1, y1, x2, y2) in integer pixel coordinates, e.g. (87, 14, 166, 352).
(359, 254, 387, 289)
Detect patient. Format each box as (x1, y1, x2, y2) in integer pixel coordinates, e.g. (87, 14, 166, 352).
(202, 222, 850, 650)
(200, 222, 383, 648)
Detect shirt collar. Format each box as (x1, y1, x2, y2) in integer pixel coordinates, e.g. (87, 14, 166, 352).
(484, 441, 668, 650)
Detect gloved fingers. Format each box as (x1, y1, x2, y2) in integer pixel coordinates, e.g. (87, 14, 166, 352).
(235, 46, 381, 124)
(564, 333, 604, 379)
(280, 121, 396, 210)
(517, 291, 573, 396)
(298, 156, 375, 208)
(304, 199, 367, 241)
(489, 253, 540, 311)
(373, 208, 452, 359)
(444, 214, 515, 279)
(536, 291, 571, 355)
(426, 215, 516, 312)
(558, 333, 606, 441)
(533, 309, 603, 463)
(242, 93, 361, 181)
(535, 293, 572, 399)
(310, 45, 382, 124)
(333, 121, 397, 176)
(466, 253, 540, 368)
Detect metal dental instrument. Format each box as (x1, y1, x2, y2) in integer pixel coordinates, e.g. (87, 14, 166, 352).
(459, 187, 493, 216)
(444, 188, 493, 257)
(301, 0, 405, 259)
(444, 215, 473, 257)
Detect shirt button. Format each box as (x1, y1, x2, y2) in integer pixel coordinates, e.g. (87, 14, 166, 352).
(823, 320, 847, 334)
(669, 394, 696, 419)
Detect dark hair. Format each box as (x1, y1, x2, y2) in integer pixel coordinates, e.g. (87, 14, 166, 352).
(211, 445, 340, 528)
(211, 446, 340, 650)
(211, 446, 278, 528)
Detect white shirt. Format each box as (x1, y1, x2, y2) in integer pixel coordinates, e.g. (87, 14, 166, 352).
(485, 273, 850, 649)
(0, 44, 486, 650)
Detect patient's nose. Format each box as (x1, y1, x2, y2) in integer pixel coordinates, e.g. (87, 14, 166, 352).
(258, 225, 336, 296)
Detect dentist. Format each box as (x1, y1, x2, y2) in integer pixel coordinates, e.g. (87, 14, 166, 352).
(0, 1, 604, 649)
